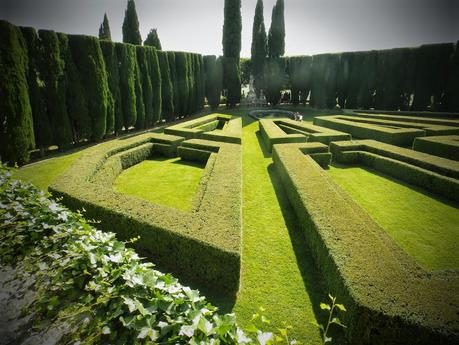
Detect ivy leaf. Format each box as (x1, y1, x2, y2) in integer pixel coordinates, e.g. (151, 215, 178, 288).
(320, 303, 331, 311)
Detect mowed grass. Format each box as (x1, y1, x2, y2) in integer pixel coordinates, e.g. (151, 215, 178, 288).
(12, 150, 83, 190)
(113, 157, 205, 212)
(229, 115, 326, 344)
(328, 164, 459, 271)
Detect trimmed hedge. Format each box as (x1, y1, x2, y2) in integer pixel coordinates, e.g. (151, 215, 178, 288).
(0, 20, 35, 165)
(330, 139, 459, 201)
(259, 118, 350, 152)
(165, 114, 241, 144)
(413, 135, 459, 161)
(49, 133, 242, 294)
(314, 115, 426, 146)
(351, 112, 459, 127)
(272, 143, 459, 344)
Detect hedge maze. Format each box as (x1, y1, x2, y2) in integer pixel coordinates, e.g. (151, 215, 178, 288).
(314, 113, 459, 147)
(259, 118, 350, 152)
(50, 116, 243, 294)
(413, 135, 459, 161)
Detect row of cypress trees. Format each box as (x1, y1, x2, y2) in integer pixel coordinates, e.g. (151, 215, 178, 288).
(285, 42, 459, 112)
(0, 20, 205, 166)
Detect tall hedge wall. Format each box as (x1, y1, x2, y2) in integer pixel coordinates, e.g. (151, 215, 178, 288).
(285, 42, 458, 111)
(0, 20, 205, 165)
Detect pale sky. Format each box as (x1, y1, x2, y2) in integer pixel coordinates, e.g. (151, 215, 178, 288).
(1, 0, 458, 57)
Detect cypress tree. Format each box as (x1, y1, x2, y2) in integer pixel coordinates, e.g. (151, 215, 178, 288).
(134, 49, 145, 129)
(188, 54, 197, 114)
(99, 13, 112, 41)
(374, 48, 405, 110)
(175, 52, 189, 116)
(251, 0, 267, 96)
(100, 40, 122, 135)
(146, 47, 162, 125)
(264, 57, 285, 105)
(116, 43, 137, 129)
(136, 46, 152, 129)
(0, 21, 35, 165)
(21, 26, 53, 155)
(400, 48, 417, 110)
(197, 55, 206, 110)
(158, 51, 174, 121)
(39, 29, 73, 149)
(68, 35, 109, 141)
(122, 0, 142, 45)
(346, 51, 365, 109)
(444, 42, 459, 112)
(58, 33, 90, 142)
(268, 0, 285, 58)
(204, 55, 223, 109)
(144, 29, 162, 50)
(223, 57, 241, 107)
(288, 56, 312, 105)
(167, 52, 180, 118)
(336, 53, 352, 109)
(355, 50, 377, 109)
(222, 0, 242, 106)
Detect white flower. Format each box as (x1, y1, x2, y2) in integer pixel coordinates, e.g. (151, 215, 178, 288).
(179, 325, 195, 338)
(236, 328, 251, 344)
(257, 331, 273, 345)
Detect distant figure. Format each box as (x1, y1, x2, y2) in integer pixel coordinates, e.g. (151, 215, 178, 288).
(294, 111, 302, 121)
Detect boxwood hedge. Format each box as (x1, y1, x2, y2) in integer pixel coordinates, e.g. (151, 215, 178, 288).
(272, 143, 459, 344)
(413, 135, 459, 161)
(50, 132, 242, 294)
(259, 118, 350, 152)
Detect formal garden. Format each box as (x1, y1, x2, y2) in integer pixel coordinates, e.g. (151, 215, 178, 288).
(1, 0, 458, 344)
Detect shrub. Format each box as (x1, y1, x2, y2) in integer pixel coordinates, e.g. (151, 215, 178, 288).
(0, 21, 35, 165)
(204, 55, 223, 109)
(146, 46, 162, 126)
(158, 51, 174, 121)
(116, 43, 137, 130)
(136, 46, 152, 129)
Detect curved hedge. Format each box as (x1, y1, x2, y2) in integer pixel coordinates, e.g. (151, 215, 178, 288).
(49, 128, 242, 294)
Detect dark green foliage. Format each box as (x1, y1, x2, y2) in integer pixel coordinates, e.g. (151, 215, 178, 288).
(98, 13, 112, 41)
(222, 0, 242, 59)
(116, 43, 137, 129)
(413, 135, 459, 161)
(145, 46, 162, 126)
(251, 0, 267, 96)
(0, 21, 35, 165)
(197, 55, 205, 111)
(187, 53, 195, 114)
(134, 50, 145, 129)
(222, 57, 241, 107)
(68, 34, 109, 141)
(288, 56, 312, 105)
(356, 50, 377, 109)
(21, 26, 53, 153)
(144, 28, 162, 50)
(58, 33, 90, 141)
(310, 54, 338, 109)
(336, 52, 352, 109)
(100, 40, 122, 135)
(135, 46, 151, 129)
(239, 58, 251, 85)
(175, 52, 190, 115)
(264, 58, 285, 106)
(374, 49, 405, 110)
(204, 55, 223, 109)
(268, 0, 285, 58)
(158, 51, 174, 121)
(412, 43, 454, 111)
(167, 52, 180, 118)
(39, 29, 73, 149)
(345, 51, 364, 109)
(122, 0, 142, 45)
(444, 42, 459, 112)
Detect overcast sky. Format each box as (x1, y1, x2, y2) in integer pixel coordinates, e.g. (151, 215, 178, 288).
(1, 0, 458, 57)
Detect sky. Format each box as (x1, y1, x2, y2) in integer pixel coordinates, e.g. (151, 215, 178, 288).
(1, 0, 458, 57)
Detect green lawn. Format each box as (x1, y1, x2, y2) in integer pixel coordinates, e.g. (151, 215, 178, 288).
(328, 164, 459, 271)
(228, 115, 325, 344)
(113, 157, 205, 212)
(12, 150, 83, 190)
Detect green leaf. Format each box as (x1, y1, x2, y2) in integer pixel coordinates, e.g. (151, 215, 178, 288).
(335, 303, 346, 312)
(319, 303, 331, 311)
(331, 317, 347, 328)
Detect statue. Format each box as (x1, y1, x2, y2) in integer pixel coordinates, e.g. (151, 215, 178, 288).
(241, 75, 267, 107)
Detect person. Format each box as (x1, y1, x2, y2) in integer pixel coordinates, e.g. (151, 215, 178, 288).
(297, 112, 303, 121)
(293, 112, 298, 121)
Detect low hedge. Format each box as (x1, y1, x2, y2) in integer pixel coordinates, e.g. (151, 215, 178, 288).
(271, 142, 331, 168)
(164, 113, 241, 144)
(353, 109, 459, 120)
(337, 115, 459, 136)
(413, 135, 459, 161)
(272, 144, 459, 344)
(351, 112, 459, 127)
(314, 115, 427, 146)
(330, 139, 459, 180)
(259, 119, 307, 152)
(50, 132, 242, 294)
(273, 118, 351, 145)
(0, 167, 253, 344)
